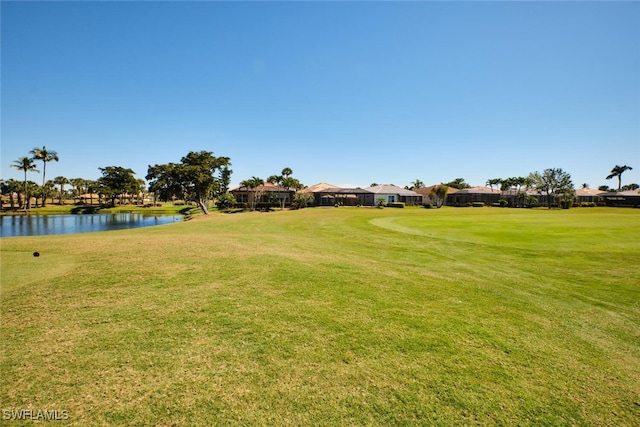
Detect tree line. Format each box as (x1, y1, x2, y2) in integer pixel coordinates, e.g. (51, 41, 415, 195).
(3, 146, 636, 212)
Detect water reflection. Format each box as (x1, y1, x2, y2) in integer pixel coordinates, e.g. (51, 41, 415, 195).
(1, 213, 181, 237)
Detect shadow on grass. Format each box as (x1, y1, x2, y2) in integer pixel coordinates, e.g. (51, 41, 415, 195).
(71, 206, 103, 214)
(180, 206, 202, 220)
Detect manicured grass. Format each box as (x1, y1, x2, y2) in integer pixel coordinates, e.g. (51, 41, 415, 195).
(1, 207, 639, 425)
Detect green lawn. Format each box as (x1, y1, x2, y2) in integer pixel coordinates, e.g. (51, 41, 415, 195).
(1, 207, 639, 425)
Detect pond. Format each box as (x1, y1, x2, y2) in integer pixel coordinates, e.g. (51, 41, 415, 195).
(1, 213, 182, 237)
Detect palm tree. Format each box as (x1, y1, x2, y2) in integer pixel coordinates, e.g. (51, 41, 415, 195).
(606, 165, 633, 191)
(11, 157, 39, 209)
(485, 178, 502, 192)
(6, 179, 22, 209)
(86, 180, 99, 206)
(0, 179, 4, 209)
(409, 179, 425, 190)
(240, 176, 265, 211)
(53, 176, 70, 205)
(69, 178, 86, 204)
(41, 180, 56, 207)
(30, 146, 59, 207)
(134, 179, 146, 205)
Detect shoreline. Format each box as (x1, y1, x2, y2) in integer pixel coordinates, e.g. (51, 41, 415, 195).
(0, 204, 192, 216)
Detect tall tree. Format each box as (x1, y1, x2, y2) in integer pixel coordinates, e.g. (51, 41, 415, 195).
(53, 176, 70, 205)
(147, 151, 230, 214)
(30, 146, 59, 207)
(528, 168, 574, 209)
(179, 151, 231, 214)
(11, 157, 39, 209)
(146, 163, 182, 205)
(606, 165, 633, 191)
(98, 166, 138, 207)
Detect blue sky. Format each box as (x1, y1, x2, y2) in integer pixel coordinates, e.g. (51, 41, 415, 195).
(2, 1, 639, 190)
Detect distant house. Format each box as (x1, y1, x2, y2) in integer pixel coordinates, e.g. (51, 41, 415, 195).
(300, 182, 341, 193)
(446, 186, 501, 206)
(575, 188, 605, 204)
(598, 190, 640, 207)
(315, 188, 375, 206)
(78, 193, 101, 205)
(413, 185, 459, 206)
(230, 182, 295, 209)
(364, 184, 422, 206)
(301, 183, 375, 206)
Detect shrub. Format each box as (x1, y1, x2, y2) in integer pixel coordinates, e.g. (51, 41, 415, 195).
(498, 199, 508, 207)
(525, 196, 540, 207)
(472, 202, 485, 208)
(387, 202, 405, 208)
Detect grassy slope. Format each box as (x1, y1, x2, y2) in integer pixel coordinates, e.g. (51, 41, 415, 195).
(1, 207, 639, 425)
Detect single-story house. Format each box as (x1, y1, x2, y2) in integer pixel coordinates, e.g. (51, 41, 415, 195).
(365, 184, 422, 206)
(78, 193, 101, 204)
(314, 188, 375, 206)
(230, 182, 296, 208)
(413, 185, 459, 206)
(574, 188, 605, 204)
(300, 183, 375, 206)
(446, 186, 502, 206)
(598, 190, 640, 207)
(299, 182, 341, 194)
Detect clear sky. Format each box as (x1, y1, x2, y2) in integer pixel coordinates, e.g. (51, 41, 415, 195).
(2, 1, 639, 190)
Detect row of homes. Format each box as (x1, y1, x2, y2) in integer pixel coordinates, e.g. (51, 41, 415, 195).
(230, 183, 640, 208)
(230, 183, 424, 208)
(444, 186, 640, 207)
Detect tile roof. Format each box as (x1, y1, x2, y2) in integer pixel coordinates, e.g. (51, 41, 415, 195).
(299, 182, 341, 193)
(413, 185, 459, 195)
(364, 184, 420, 196)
